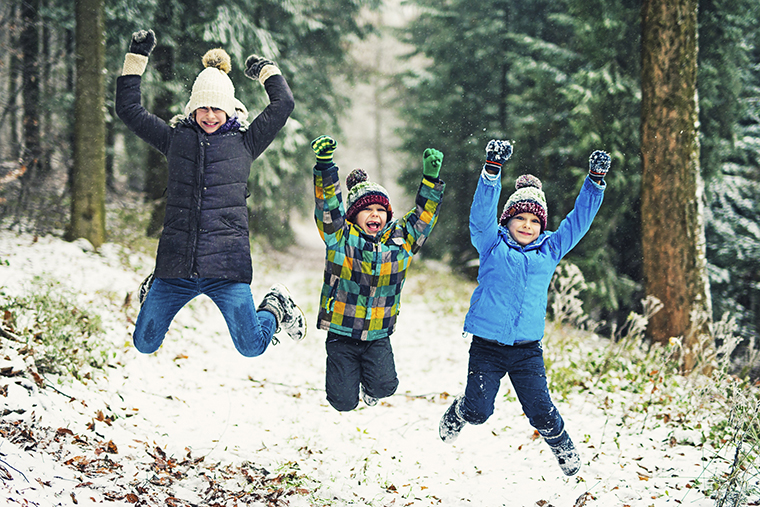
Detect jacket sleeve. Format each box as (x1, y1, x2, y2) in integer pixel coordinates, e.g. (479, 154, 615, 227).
(115, 75, 172, 155)
(548, 176, 605, 259)
(314, 162, 346, 247)
(388, 176, 446, 255)
(244, 75, 296, 160)
(469, 169, 502, 254)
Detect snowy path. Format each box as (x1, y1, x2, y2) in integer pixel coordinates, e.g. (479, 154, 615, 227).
(0, 224, 718, 506)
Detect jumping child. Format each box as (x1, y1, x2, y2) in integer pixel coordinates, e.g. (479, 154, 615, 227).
(116, 29, 305, 357)
(439, 139, 610, 476)
(311, 135, 445, 411)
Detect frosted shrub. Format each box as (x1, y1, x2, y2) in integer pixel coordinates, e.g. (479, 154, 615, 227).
(542, 277, 760, 503)
(697, 313, 760, 505)
(549, 262, 592, 330)
(0, 277, 109, 380)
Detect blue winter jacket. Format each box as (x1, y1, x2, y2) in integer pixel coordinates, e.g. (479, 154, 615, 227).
(463, 171, 605, 345)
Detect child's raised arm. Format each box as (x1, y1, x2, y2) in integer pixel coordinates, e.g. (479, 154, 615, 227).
(116, 29, 173, 155)
(549, 150, 611, 257)
(311, 135, 345, 245)
(470, 140, 513, 253)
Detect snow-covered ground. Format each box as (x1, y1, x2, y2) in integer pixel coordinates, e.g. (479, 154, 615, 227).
(0, 221, 723, 507)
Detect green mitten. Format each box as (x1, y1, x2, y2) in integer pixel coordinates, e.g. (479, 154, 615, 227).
(311, 135, 337, 163)
(423, 148, 444, 180)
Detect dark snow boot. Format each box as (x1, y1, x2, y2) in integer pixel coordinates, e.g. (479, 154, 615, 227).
(257, 283, 306, 342)
(547, 431, 581, 476)
(439, 396, 466, 443)
(138, 272, 154, 307)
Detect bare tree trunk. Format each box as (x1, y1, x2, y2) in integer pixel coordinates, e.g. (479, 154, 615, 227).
(1, 1, 22, 162)
(20, 0, 42, 180)
(67, 0, 106, 248)
(640, 0, 713, 373)
(145, 7, 174, 237)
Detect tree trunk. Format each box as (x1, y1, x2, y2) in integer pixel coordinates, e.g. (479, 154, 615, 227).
(144, 7, 174, 237)
(20, 0, 42, 180)
(640, 0, 713, 372)
(2, 1, 21, 162)
(67, 0, 106, 248)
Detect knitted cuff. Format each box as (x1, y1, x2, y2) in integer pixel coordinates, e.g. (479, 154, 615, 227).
(315, 160, 334, 170)
(484, 160, 502, 174)
(258, 65, 282, 85)
(482, 167, 500, 181)
(122, 53, 148, 76)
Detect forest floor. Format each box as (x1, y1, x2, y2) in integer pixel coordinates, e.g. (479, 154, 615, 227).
(0, 216, 749, 507)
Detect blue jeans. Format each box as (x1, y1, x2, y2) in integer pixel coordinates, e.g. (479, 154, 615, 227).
(459, 336, 565, 442)
(133, 278, 277, 357)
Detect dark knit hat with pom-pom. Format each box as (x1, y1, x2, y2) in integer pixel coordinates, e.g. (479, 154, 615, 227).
(345, 169, 393, 223)
(499, 174, 548, 231)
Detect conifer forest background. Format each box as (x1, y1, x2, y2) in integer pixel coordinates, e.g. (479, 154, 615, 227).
(0, 0, 759, 365)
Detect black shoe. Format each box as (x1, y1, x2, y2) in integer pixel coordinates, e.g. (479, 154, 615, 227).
(439, 397, 466, 443)
(547, 431, 581, 476)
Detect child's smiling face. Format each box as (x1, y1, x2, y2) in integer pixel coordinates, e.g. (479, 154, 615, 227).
(355, 204, 388, 235)
(194, 107, 228, 134)
(507, 212, 541, 246)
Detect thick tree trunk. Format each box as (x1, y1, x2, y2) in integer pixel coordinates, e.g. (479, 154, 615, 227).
(640, 0, 713, 372)
(68, 0, 106, 248)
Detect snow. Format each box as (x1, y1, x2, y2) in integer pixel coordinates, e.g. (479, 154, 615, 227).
(0, 222, 723, 507)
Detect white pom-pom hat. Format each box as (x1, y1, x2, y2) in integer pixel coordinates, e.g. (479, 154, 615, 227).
(183, 48, 249, 122)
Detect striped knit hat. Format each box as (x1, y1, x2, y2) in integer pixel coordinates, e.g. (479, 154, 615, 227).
(183, 48, 249, 122)
(345, 169, 393, 223)
(499, 174, 548, 231)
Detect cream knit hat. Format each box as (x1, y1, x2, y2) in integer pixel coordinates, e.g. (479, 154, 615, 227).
(183, 49, 249, 122)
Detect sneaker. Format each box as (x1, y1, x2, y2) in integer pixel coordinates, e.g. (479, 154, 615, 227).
(257, 283, 306, 342)
(547, 431, 581, 476)
(360, 384, 378, 407)
(439, 396, 466, 443)
(138, 272, 154, 306)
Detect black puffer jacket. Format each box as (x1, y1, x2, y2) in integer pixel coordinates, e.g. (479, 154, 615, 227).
(115, 74, 294, 283)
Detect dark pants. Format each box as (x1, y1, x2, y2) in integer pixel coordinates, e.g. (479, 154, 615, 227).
(133, 277, 276, 358)
(459, 336, 565, 442)
(325, 333, 399, 412)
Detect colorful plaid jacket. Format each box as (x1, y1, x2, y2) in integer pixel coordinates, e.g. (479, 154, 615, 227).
(314, 162, 445, 341)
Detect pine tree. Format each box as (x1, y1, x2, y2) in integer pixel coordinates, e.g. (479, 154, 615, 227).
(703, 0, 760, 343)
(398, 0, 642, 323)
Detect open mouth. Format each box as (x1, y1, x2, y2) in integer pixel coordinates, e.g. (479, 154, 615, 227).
(365, 221, 382, 232)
